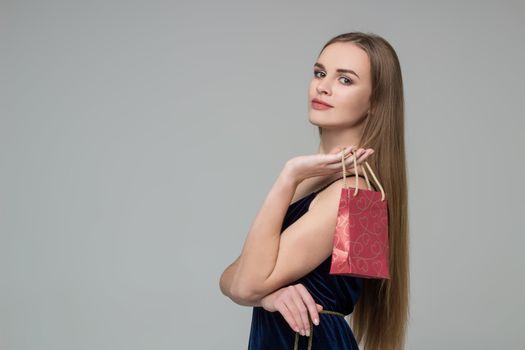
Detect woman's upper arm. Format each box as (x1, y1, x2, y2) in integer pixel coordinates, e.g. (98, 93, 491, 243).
(244, 176, 368, 301)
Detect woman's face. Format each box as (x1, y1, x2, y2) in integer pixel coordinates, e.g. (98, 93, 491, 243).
(308, 42, 372, 129)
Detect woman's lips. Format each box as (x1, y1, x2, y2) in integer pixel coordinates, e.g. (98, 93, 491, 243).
(312, 101, 333, 110)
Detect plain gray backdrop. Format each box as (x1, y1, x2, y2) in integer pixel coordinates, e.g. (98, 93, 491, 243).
(1, 0, 524, 349)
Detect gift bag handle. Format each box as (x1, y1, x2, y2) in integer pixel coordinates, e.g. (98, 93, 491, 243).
(341, 147, 386, 201)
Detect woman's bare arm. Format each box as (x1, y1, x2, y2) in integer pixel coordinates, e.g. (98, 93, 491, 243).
(220, 256, 263, 306)
(230, 168, 298, 301)
(229, 176, 368, 302)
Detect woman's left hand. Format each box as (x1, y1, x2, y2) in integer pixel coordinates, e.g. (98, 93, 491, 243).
(284, 145, 375, 184)
(260, 283, 323, 336)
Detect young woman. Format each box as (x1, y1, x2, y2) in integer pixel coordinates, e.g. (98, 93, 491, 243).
(220, 32, 409, 350)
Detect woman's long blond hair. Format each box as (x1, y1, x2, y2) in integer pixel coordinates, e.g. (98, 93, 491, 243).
(317, 32, 410, 350)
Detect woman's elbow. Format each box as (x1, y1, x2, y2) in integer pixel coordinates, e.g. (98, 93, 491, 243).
(230, 282, 262, 304)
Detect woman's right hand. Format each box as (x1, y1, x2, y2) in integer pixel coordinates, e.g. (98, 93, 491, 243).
(260, 283, 323, 337)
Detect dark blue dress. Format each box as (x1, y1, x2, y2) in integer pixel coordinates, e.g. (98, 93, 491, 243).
(247, 177, 366, 350)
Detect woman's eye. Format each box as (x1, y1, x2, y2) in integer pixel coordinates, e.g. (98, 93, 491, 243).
(313, 71, 353, 85)
(339, 77, 353, 85)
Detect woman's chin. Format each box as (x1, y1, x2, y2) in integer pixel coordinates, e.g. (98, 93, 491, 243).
(308, 114, 335, 127)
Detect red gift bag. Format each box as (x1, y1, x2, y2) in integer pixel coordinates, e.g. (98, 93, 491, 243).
(329, 148, 390, 279)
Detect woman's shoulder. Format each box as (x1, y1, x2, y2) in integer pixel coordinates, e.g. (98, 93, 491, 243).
(290, 176, 328, 204)
(309, 174, 371, 210)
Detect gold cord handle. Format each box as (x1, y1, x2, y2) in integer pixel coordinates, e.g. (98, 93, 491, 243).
(293, 310, 346, 350)
(341, 147, 386, 201)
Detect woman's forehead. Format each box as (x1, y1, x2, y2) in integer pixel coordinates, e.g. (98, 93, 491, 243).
(318, 42, 370, 78)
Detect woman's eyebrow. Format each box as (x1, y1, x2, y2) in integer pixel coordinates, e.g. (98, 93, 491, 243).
(314, 62, 360, 80)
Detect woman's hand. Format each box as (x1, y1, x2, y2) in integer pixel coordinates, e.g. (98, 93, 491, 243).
(260, 283, 323, 337)
(284, 145, 375, 184)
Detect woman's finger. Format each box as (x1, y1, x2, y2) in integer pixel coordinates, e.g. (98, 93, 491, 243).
(288, 286, 311, 336)
(327, 146, 372, 165)
(328, 148, 374, 171)
(295, 284, 321, 326)
(325, 146, 355, 164)
(280, 287, 308, 336)
(350, 149, 373, 165)
(274, 300, 301, 334)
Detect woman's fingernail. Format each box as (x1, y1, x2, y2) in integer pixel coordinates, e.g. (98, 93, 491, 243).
(314, 318, 319, 325)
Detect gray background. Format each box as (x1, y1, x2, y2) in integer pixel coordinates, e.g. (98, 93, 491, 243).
(1, 0, 524, 349)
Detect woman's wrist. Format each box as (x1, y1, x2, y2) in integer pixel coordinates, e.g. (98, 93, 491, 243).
(281, 160, 303, 187)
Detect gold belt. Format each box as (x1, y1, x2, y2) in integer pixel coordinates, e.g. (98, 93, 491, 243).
(293, 309, 346, 350)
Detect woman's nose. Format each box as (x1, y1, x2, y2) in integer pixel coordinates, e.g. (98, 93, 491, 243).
(316, 81, 331, 95)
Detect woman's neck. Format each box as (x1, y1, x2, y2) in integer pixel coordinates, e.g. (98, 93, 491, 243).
(317, 125, 364, 154)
